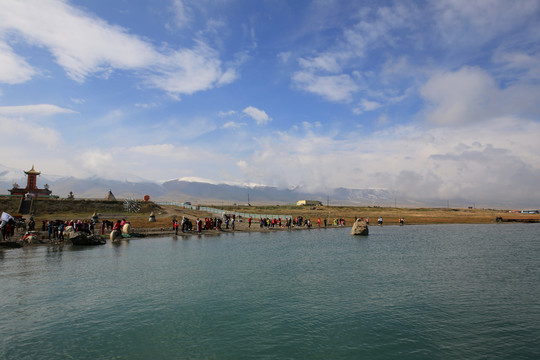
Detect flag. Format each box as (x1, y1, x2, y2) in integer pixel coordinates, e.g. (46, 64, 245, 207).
(1, 212, 14, 222)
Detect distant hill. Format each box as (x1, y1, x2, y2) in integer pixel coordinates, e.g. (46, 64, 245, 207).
(45, 177, 398, 206)
(0, 166, 399, 206)
(3, 164, 526, 208)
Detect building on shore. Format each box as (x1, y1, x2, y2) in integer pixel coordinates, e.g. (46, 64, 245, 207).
(8, 165, 52, 199)
(296, 200, 323, 206)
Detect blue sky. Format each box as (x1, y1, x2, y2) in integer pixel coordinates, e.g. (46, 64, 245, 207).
(0, 0, 539, 205)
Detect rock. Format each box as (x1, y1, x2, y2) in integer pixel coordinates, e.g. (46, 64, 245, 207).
(351, 219, 369, 236)
(71, 232, 106, 245)
(110, 230, 123, 242)
(64, 226, 75, 238)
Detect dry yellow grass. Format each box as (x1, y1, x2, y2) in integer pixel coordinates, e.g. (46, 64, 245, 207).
(222, 205, 539, 225)
(28, 203, 540, 232)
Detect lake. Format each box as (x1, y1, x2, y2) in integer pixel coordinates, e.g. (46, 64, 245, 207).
(1, 223, 539, 359)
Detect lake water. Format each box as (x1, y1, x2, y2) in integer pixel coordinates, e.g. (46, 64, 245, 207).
(1, 224, 539, 359)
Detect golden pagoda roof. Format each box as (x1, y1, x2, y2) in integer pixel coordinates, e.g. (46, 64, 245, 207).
(24, 165, 41, 175)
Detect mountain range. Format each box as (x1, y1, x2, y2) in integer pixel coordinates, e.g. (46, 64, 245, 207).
(0, 164, 404, 206)
(0, 164, 518, 208)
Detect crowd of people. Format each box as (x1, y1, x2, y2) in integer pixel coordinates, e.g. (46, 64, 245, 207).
(2, 211, 406, 243)
(35, 218, 136, 241)
(40, 219, 96, 241)
(0, 218, 16, 241)
(168, 213, 353, 234)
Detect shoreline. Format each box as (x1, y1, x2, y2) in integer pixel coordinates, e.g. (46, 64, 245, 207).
(3, 220, 539, 250)
(2, 203, 539, 248)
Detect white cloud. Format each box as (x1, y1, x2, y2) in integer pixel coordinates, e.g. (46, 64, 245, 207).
(134, 102, 157, 109)
(301, 121, 322, 131)
(129, 144, 176, 156)
(288, 4, 420, 104)
(0, 104, 76, 116)
(278, 51, 291, 63)
(0, 0, 237, 95)
(0, 116, 62, 148)
(420, 66, 540, 124)
(50, 141, 235, 181)
(380, 56, 414, 80)
(298, 53, 343, 73)
(217, 67, 239, 86)
(292, 71, 358, 103)
(79, 149, 113, 171)
(70, 98, 86, 105)
(147, 43, 236, 95)
(432, 0, 540, 47)
(493, 50, 540, 81)
(237, 117, 540, 205)
(219, 110, 237, 117)
(242, 106, 271, 125)
(0, 0, 156, 82)
(0, 41, 36, 84)
(222, 121, 245, 129)
(164, 117, 218, 139)
(343, 4, 413, 56)
(172, 0, 191, 27)
(356, 99, 382, 114)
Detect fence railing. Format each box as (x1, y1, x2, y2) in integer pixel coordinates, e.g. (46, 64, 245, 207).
(156, 202, 292, 220)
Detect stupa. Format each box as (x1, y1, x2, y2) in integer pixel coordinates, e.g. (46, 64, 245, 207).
(105, 189, 116, 201)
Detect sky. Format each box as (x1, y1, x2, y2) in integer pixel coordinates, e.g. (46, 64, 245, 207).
(0, 0, 539, 206)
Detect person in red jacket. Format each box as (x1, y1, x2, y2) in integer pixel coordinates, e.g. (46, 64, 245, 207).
(113, 220, 122, 237)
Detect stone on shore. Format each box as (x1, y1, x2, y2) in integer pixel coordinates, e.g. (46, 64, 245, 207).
(110, 230, 122, 242)
(70, 231, 106, 245)
(351, 219, 369, 236)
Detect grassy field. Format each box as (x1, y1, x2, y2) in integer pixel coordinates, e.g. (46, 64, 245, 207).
(215, 204, 539, 225)
(45, 204, 540, 230)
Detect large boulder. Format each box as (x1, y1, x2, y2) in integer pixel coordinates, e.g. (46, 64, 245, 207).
(351, 219, 369, 236)
(71, 232, 106, 245)
(64, 225, 75, 238)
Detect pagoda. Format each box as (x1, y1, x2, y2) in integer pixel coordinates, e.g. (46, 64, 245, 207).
(8, 165, 52, 198)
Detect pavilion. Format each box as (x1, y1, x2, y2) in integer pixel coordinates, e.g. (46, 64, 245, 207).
(8, 165, 52, 198)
